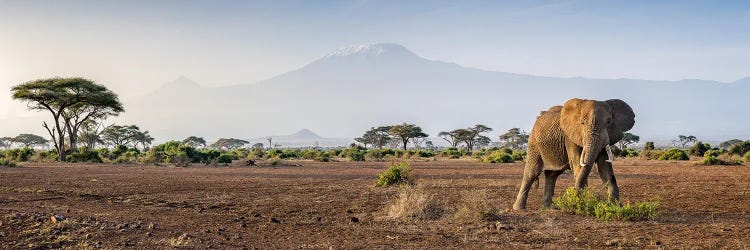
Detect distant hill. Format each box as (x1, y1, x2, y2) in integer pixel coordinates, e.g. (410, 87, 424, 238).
(117, 43, 749, 144)
(248, 129, 350, 148)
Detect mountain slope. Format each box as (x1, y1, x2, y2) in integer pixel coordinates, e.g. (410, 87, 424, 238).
(121, 43, 750, 142)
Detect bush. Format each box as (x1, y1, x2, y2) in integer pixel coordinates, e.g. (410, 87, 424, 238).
(267, 157, 282, 166)
(644, 141, 655, 150)
(621, 148, 638, 157)
(346, 148, 366, 162)
(0, 159, 19, 168)
(553, 188, 660, 221)
(689, 142, 711, 157)
(745, 152, 750, 164)
(29, 150, 57, 162)
(658, 148, 689, 161)
(639, 149, 663, 160)
(4, 147, 35, 162)
(65, 148, 103, 163)
(512, 150, 527, 161)
(453, 190, 499, 222)
(385, 185, 443, 220)
(697, 153, 742, 165)
(728, 141, 750, 156)
(483, 150, 514, 163)
(217, 154, 233, 164)
(375, 161, 415, 187)
(439, 147, 465, 159)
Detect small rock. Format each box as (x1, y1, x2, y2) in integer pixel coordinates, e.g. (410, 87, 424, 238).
(252, 212, 261, 218)
(350, 217, 359, 223)
(233, 234, 242, 239)
(118, 223, 129, 229)
(346, 209, 354, 213)
(721, 227, 731, 232)
(84, 234, 92, 239)
(269, 218, 281, 223)
(218, 227, 226, 232)
(240, 222, 247, 228)
(316, 217, 322, 222)
(495, 222, 513, 230)
(605, 239, 622, 247)
(653, 240, 662, 246)
(147, 223, 156, 230)
(146, 232, 153, 237)
(50, 215, 65, 223)
(131, 223, 141, 229)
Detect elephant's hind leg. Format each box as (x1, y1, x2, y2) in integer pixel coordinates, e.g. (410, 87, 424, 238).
(513, 147, 543, 210)
(541, 169, 564, 208)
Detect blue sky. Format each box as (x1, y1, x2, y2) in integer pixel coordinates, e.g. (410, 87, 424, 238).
(1, 0, 749, 118)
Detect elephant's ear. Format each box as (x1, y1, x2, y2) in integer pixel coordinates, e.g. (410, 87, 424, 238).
(605, 99, 635, 145)
(560, 98, 586, 146)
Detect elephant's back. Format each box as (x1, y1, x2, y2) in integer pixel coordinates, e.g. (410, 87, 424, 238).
(529, 106, 568, 167)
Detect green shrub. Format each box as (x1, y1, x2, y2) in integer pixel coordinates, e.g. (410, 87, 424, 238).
(267, 157, 282, 166)
(689, 142, 711, 157)
(553, 188, 660, 221)
(594, 201, 661, 221)
(29, 150, 57, 162)
(314, 152, 331, 162)
(346, 148, 366, 162)
(375, 161, 415, 187)
(658, 148, 689, 161)
(639, 149, 663, 160)
(217, 154, 233, 164)
(699, 153, 742, 166)
(644, 141, 655, 150)
(483, 151, 514, 163)
(66, 148, 103, 163)
(0, 159, 19, 167)
(512, 150, 527, 161)
(416, 150, 435, 158)
(249, 148, 264, 159)
(621, 148, 638, 157)
(728, 141, 750, 156)
(744, 152, 750, 164)
(5, 147, 35, 162)
(439, 147, 465, 159)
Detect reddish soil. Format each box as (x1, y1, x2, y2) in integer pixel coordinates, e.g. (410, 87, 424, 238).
(1, 159, 749, 249)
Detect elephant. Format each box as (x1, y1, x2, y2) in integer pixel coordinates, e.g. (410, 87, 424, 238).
(512, 98, 635, 210)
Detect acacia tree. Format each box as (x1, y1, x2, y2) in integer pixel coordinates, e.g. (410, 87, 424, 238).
(132, 130, 154, 150)
(12, 134, 49, 148)
(0, 137, 12, 149)
(211, 138, 249, 150)
(388, 123, 428, 150)
(719, 139, 743, 149)
(78, 120, 104, 149)
(438, 130, 460, 148)
(498, 128, 529, 150)
(101, 125, 141, 147)
(11, 77, 123, 160)
(673, 135, 697, 148)
(455, 124, 493, 152)
(182, 136, 207, 148)
(617, 132, 640, 149)
(355, 126, 392, 149)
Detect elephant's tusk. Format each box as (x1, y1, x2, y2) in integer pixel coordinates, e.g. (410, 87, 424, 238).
(579, 151, 587, 167)
(605, 146, 614, 163)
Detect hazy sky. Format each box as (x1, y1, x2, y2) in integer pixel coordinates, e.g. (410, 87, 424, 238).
(2, 0, 749, 120)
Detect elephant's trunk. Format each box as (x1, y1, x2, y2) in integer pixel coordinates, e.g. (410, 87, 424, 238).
(579, 130, 610, 167)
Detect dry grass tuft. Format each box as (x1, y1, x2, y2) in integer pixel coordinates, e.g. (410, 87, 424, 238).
(453, 190, 499, 222)
(385, 185, 444, 220)
(168, 233, 192, 248)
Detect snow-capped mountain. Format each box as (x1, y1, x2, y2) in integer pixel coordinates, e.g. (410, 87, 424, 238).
(118, 43, 750, 143)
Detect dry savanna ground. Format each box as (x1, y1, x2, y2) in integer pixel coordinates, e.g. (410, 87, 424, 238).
(1, 158, 749, 249)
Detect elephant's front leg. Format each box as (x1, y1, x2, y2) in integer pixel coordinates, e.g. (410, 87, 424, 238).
(596, 152, 620, 202)
(565, 142, 590, 189)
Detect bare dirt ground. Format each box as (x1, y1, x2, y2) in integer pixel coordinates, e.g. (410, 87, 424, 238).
(1, 159, 749, 249)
